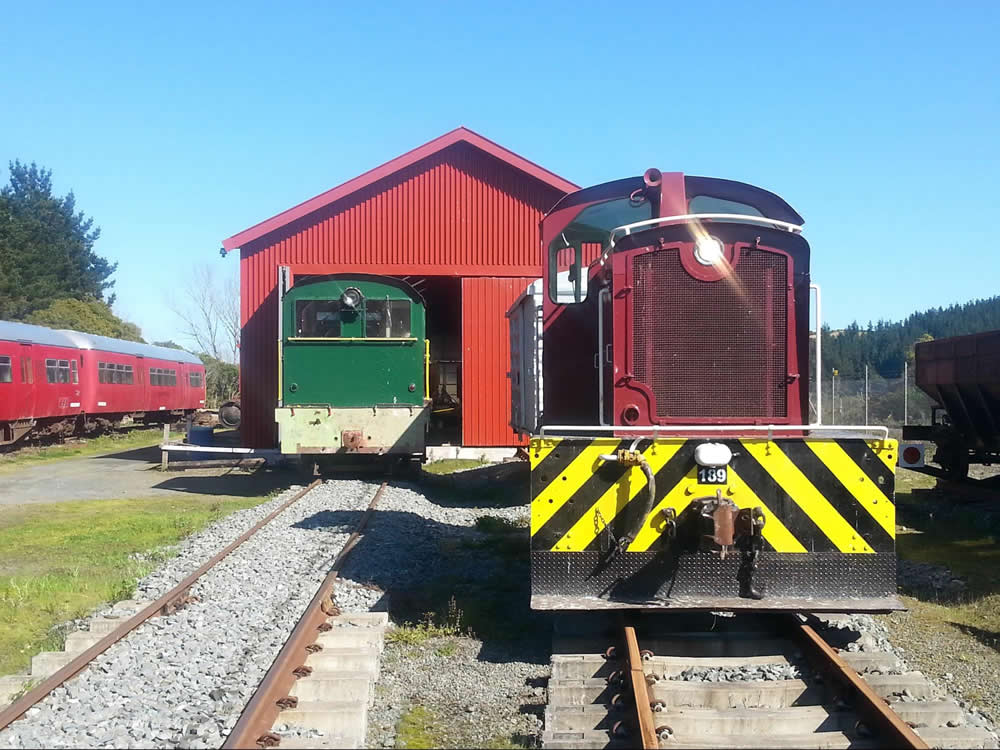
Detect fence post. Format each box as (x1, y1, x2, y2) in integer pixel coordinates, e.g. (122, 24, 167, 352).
(161, 423, 170, 471)
(904, 361, 908, 426)
(864, 365, 869, 425)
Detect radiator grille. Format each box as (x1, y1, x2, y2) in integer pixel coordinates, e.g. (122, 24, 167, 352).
(631, 248, 788, 419)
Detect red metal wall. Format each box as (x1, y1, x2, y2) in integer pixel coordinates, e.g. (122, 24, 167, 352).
(461, 277, 536, 447)
(239, 143, 564, 447)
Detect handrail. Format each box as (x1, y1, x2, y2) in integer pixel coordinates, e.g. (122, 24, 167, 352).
(538, 423, 890, 441)
(607, 213, 804, 251)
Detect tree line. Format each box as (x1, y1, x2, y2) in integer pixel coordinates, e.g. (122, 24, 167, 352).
(820, 296, 1000, 380)
(0, 160, 237, 408)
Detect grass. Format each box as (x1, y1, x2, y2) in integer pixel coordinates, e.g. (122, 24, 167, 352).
(0, 428, 167, 474)
(395, 704, 441, 749)
(892, 468, 1000, 640)
(385, 597, 467, 646)
(422, 458, 489, 475)
(0, 492, 274, 675)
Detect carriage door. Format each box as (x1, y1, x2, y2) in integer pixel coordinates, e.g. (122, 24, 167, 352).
(17, 343, 36, 419)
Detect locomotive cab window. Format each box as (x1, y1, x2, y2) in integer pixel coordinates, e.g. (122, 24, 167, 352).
(365, 299, 411, 338)
(0, 355, 11, 383)
(548, 196, 653, 303)
(296, 300, 342, 338)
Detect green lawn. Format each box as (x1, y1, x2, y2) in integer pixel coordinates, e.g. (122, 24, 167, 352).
(893, 469, 1000, 637)
(0, 428, 167, 474)
(0, 493, 274, 674)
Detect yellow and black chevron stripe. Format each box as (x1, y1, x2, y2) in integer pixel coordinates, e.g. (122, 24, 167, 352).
(529, 437, 896, 555)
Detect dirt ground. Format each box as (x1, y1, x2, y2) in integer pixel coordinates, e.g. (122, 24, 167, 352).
(0, 444, 291, 506)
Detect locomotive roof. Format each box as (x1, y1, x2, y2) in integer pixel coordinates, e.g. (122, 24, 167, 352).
(0, 320, 203, 365)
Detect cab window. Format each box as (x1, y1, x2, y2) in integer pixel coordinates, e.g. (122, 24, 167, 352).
(296, 300, 343, 338)
(548, 196, 653, 303)
(365, 300, 411, 338)
(0, 356, 11, 383)
(688, 195, 764, 217)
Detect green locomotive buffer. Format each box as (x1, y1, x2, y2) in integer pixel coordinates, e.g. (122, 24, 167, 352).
(276, 275, 431, 457)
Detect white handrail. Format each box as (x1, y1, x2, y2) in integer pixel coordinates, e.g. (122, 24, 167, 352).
(607, 213, 804, 250)
(812, 282, 822, 425)
(538, 423, 889, 441)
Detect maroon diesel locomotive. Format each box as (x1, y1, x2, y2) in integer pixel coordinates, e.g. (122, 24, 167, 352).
(511, 170, 900, 612)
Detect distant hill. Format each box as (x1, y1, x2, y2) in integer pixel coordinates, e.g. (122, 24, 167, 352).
(820, 296, 1000, 379)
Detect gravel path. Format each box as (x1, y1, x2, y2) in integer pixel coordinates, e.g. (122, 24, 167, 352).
(0, 479, 381, 750)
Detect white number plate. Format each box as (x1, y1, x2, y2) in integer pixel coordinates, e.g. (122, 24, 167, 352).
(697, 466, 728, 484)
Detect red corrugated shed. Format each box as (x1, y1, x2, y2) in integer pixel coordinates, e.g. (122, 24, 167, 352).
(461, 277, 537, 446)
(224, 127, 575, 448)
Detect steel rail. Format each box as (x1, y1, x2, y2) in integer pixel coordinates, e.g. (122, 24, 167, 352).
(0, 479, 324, 732)
(790, 617, 929, 749)
(623, 625, 659, 750)
(223, 481, 388, 749)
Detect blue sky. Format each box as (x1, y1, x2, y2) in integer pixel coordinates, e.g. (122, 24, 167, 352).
(2, 0, 998, 347)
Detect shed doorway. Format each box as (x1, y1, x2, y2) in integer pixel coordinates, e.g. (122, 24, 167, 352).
(397, 276, 463, 446)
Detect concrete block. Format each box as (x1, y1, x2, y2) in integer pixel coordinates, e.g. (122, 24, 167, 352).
(278, 737, 356, 750)
(550, 653, 792, 681)
(88, 618, 127, 636)
(280, 699, 366, 747)
(317, 628, 384, 653)
(545, 704, 847, 735)
(916, 727, 996, 750)
(305, 647, 380, 676)
(650, 678, 817, 710)
(840, 652, 902, 674)
(328, 612, 389, 628)
(30, 651, 75, 677)
(892, 700, 965, 727)
(865, 672, 934, 700)
(290, 671, 373, 704)
(0, 674, 33, 704)
(64, 631, 104, 654)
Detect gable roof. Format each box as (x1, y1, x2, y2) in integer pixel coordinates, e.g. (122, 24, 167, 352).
(221, 126, 578, 252)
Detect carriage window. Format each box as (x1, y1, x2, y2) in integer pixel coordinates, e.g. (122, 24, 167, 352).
(70, 360, 78, 384)
(0, 356, 10, 383)
(21, 356, 32, 384)
(125, 365, 134, 384)
(365, 299, 411, 338)
(189, 371, 203, 388)
(296, 300, 342, 338)
(46, 359, 71, 384)
(150, 368, 159, 386)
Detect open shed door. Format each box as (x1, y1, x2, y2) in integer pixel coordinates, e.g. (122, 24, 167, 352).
(461, 277, 535, 447)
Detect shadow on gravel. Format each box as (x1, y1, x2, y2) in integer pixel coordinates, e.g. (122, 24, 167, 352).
(90, 444, 164, 463)
(152, 471, 293, 497)
(293, 505, 550, 665)
(413, 462, 528, 509)
(950, 622, 1000, 654)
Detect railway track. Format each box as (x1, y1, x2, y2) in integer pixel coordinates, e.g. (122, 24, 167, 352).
(223, 482, 388, 749)
(0, 479, 386, 749)
(542, 613, 995, 749)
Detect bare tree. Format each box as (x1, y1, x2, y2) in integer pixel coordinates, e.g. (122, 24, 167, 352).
(169, 264, 239, 364)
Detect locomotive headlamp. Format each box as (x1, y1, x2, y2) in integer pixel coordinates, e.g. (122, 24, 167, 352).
(694, 236, 725, 266)
(694, 442, 733, 467)
(340, 287, 363, 308)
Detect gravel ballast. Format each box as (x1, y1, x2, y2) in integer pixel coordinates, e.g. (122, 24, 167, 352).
(0, 479, 382, 750)
(338, 480, 549, 748)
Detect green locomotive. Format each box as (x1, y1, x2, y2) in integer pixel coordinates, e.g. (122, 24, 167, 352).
(276, 273, 431, 464)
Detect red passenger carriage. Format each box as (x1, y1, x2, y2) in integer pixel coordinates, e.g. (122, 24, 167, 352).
(0, 321, 206, 446)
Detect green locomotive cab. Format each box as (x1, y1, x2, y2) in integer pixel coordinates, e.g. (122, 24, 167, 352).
(276, 272, 431, 462)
